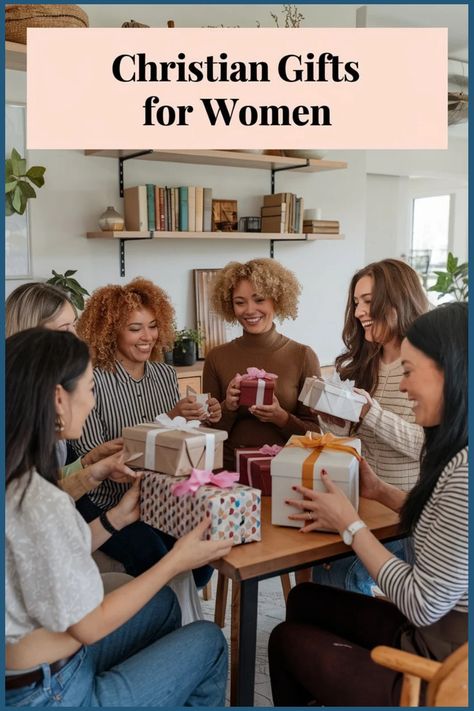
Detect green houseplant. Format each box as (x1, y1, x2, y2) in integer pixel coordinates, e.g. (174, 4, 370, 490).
(5, 148, 46, 215)
(46, 269, 90, 311)
(428, 252, 468, 302)
(172, 328, 204, 366)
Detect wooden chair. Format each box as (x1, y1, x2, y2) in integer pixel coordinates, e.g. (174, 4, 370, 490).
(214, 571, 292, 627)
(371, 642, 468, 707)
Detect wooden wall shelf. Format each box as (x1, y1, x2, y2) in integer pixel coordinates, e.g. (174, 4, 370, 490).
(86, 230, 345, 242)
(6, 41, 26, 71)
(85, 149, 347, 173)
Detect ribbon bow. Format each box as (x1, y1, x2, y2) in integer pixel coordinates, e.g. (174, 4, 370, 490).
(258, 444, 282, 456)
(171, 468, 239, 496)
(154, 413, 202, 431)
(288, 432, 361, 489)
(239, 367, 278, 382)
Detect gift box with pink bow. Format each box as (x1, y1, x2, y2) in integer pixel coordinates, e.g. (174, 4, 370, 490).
(140, 468, 262, 545)
(237, 367, 278, 407)
(122, 414, 228, 477)
(235, 444, 283, 496)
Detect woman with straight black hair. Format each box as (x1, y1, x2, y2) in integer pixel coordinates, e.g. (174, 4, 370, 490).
(269, 302, 468, 707)
(6, 329, 230, 707)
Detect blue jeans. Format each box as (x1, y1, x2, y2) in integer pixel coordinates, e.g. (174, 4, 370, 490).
(312, 537, 413, 596)
(6, 588, 228, 707)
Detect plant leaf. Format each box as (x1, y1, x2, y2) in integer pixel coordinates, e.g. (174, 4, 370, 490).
(12, 186, 24, 213)
(5, 179, 17, 193)
(64, 269, 77, 277)
(5, 195, 14, 216)
(447, 252, 458, 273)
(18, 181, 36, 199)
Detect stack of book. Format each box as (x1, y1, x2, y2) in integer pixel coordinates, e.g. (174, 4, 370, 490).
(302, 219, 340, 235)
(260, 193, 304, 234)
(124, 185, 213, 233)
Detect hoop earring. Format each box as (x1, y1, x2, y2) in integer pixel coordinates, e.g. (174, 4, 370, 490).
(55, 415, 65, 433)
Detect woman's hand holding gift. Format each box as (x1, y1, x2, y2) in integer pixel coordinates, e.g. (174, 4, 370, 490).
(81, 437, 124, 466)
(107, 477, 142, 530)
(224, 374, 241, 412)
(169, 396, 206, 421)
(285, 470, 359, 534)
(168, 518, 232, 573)
(88, 450, 138, 485)
(250, 394, 289, 428)
(353, 387, 373, 419)
(206, 396, 222, 423)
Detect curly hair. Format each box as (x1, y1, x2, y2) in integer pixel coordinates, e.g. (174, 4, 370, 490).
(335, 259, 429, 394)
(210, 258, 301, 323)
(77, 278, 175, 370)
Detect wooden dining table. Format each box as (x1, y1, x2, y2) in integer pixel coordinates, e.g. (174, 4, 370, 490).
(212, 497, 401, 706)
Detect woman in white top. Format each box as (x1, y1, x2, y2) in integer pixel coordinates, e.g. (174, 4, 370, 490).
(314, 259, 429, 594)
(269, 302, 468, 706)
(6, 329, 230, 707)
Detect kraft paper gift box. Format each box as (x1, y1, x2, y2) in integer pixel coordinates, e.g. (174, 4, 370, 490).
(140, 468, 261, 545)
(123, 415, 227, 476)
(235, 444, 283, 496)
(298, 373, 367, 423)
(238, 367, 278, 407)
(271, 432, 361, 530)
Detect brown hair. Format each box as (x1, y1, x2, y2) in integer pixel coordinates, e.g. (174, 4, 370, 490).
(210, 258, 301, 323)
(5, 282, 75, 337)
(335, 259, 429, 394)
(77, 278, 175, 370)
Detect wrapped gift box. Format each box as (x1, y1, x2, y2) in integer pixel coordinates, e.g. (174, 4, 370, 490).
(235, 445, 282, 496)
(271, 433, 361, 530)
(140, 470, 261, 545)
(238, 367, 278, 406)
(298, 374, 366, 422)
(123, 419, 227, 476)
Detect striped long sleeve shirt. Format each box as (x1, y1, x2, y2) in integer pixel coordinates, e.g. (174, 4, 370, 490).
(377, 447, 468, 627)
(71, 360, 180, 509)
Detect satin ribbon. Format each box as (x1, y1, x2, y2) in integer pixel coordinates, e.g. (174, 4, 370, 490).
(288, 432, 361, 489)
(258, 444, 282, 456)
(171, 468, 239, 496)
(238, 367, 278, 382)
(145, 415, 214, 471)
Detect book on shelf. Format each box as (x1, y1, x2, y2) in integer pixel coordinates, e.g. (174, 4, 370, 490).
(263, 192, 292, 208)
(203, 188, 213, 232)
(146, 184, 155, 231)
(261, 215, 286, 233)
(261, 204, 287, 218)
(303, 219, 340, 228)
(124, 185, 147, 231)
(212, 199, 238, 232)
(195, 186, 204, 231)
(188, 187, 196, 231)
(179, 186, 188, 231)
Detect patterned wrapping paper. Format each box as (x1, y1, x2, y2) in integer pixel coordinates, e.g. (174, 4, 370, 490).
(123, 422, 227, 476)
(140, 470, 262, 545)
(235, 447, 281, 495)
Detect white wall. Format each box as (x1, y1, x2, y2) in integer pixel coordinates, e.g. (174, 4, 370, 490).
(5, 3, 468, 366)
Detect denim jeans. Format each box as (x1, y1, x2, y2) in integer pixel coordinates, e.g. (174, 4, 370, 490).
(76, 495, 213, 589)
(6, 587, 228, 707)
(312, 537, 414, 596)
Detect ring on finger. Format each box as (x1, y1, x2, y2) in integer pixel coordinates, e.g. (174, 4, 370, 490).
(307, 511, 314, 521)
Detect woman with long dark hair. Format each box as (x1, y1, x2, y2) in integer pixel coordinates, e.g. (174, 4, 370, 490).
(269, 302, 468, 706)
(6, 329, 230, 707)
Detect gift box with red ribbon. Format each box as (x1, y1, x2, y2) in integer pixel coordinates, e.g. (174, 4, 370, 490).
(235, 444, 283, 495)
(237, 367, 278, 406)
(271, 432, 361, 530)
(140, 467, 261, 545)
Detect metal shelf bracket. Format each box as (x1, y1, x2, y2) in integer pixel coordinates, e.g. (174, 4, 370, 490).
(269, 160, 309, 257)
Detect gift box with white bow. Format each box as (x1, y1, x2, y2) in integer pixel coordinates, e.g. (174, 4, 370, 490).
(140, 468, 261, 545)
(271, 432, 361, 530)
(238, 367, 278, 407)
(122, 415, 228, 477)
(298, 373, 367, 423)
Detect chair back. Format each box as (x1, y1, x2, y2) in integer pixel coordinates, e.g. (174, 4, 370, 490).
(427, 642, 468, 706)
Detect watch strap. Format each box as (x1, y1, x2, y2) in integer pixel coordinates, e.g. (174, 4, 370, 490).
(347, 519, 367, 537)
(100, 511, 119, 535)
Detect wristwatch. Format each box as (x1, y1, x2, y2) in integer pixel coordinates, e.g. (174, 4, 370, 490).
(342, 519, 367, 545)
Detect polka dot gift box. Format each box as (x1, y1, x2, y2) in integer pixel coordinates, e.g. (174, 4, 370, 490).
(140, 469, 261, 545)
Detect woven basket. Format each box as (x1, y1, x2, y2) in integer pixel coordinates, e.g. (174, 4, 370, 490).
(6, 4, 89, 45)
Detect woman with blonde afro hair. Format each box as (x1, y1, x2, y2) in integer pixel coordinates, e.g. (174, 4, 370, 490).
(204, 258, 321, 471)
(71, 278, 221, 587)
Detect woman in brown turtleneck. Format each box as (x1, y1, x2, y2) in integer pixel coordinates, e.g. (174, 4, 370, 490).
(203, 258, 321, 470)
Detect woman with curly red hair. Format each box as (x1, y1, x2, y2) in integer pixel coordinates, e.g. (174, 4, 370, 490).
(71, 278, 221, 586)
(203, 258, 321, 470)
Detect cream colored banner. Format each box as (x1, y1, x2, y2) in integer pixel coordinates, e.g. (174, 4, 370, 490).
(27, 27, 447, 149)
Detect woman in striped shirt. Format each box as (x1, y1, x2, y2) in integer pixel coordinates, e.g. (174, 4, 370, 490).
(71, 278, 221, 586)
(314, 259, 429, 594)
(269, 302, 468, 706)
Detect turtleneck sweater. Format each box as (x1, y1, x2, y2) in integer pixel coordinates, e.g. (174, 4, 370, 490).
(203, 324, 321, 469)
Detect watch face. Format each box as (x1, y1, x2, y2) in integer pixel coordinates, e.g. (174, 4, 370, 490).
(342, 530, 352, 545)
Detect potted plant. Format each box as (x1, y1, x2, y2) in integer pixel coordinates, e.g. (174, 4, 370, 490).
(172, 328, 204, 366)
(428, 252, 468, 302)
(5, 148, 46, 215)
(46, 269, 90, 311)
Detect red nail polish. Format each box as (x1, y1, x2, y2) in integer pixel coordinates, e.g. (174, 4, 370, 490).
(292, 485, 297, 491)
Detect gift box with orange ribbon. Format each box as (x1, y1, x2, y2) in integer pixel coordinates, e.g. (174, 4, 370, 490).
(140, 467, 261, 545)
(235, 444, 282, 495)
(271, 432, 361, 530)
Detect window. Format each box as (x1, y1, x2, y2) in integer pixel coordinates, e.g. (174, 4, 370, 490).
(411, 194, 451, 270)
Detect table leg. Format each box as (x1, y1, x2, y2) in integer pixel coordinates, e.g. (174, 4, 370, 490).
(230, 578, 259, 706)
